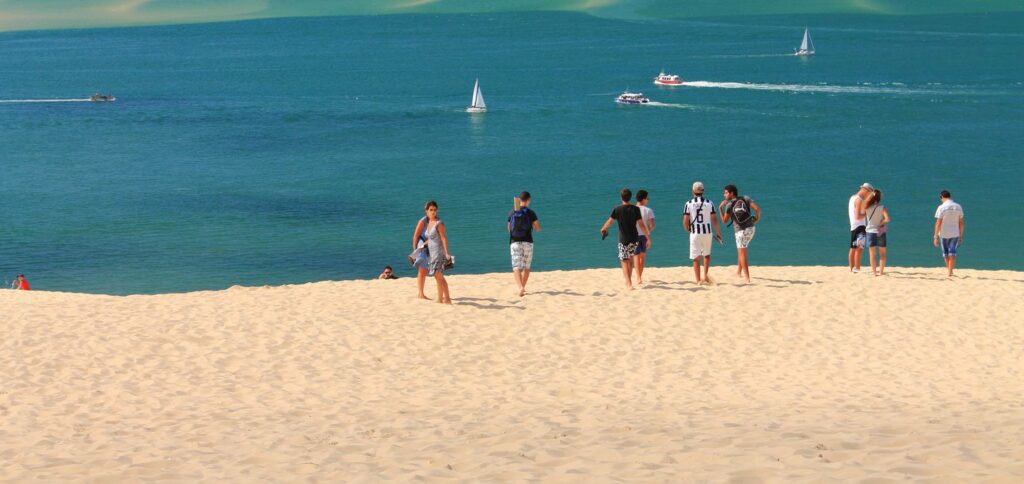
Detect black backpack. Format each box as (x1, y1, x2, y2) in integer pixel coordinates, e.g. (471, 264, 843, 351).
(509, 208, 532, 238)
(730, 197, 754, 226)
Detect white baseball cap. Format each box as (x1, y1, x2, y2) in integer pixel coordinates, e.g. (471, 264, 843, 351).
(861, 182, 875, 190)
(692, 181, 704, 192)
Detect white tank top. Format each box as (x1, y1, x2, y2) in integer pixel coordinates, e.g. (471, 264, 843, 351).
(849, 195, 865, 229)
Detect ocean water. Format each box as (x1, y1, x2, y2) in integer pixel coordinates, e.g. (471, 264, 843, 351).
(1, 12, 1021, 294)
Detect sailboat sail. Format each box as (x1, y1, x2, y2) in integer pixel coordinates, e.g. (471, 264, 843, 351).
(800, 28, 814, 53)
(471, 80, 486, 109)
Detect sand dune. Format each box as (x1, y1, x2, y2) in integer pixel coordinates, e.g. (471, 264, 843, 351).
(2, 266, 1023, 481)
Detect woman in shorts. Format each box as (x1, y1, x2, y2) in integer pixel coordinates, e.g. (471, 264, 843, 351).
(862, 189, 891, 276)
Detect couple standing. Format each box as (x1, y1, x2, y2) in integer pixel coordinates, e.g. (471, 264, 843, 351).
(848, 183, 891, 276)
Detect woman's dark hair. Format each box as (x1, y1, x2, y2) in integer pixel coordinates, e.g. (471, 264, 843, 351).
(724, 184, 738, 197)
(870, 189, 883, 205)
(424, 200, 438, 211)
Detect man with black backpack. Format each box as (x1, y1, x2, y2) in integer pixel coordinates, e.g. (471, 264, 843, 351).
(720, 184, 762, 283)
(509, 191, 541, 297)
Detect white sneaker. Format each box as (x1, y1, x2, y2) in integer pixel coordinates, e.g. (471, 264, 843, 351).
(851, 268, 860, 273)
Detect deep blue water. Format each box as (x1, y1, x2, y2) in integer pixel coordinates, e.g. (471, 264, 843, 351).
(1, 12, 1022, 294)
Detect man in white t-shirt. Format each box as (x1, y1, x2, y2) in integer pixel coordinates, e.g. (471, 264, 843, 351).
(848, 182, 873, 273)
(933, 190, 965, 277)
(683, 181, 722, 285)
(633, 189, 655, 284)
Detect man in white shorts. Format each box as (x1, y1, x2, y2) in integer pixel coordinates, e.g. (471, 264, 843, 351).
(720, 184, 762, 283)
(683, 182, 722, 285)
(508, 191, 540, 296)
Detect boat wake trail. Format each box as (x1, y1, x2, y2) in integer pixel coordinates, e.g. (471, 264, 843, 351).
(680, 81, 951, 95)
(0, 98, 92, 103)
(694, 53, 797, 59)
(645, 101, 699, 109)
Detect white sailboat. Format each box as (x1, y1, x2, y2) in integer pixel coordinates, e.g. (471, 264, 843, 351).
(795, 27, 815, 56)
(466, 79, 486, 113)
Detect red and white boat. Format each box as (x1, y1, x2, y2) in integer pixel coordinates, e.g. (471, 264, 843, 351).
(653, 70, 683, 86)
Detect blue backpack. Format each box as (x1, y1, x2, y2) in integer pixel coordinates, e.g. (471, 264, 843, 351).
(509, 208, 532, 238)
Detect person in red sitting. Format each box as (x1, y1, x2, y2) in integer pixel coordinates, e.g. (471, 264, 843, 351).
(12, 274, 30, 290)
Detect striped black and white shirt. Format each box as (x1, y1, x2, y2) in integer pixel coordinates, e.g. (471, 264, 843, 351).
(684, 196, 716, 234)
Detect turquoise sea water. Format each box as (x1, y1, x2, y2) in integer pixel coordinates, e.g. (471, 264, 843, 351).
(1, 12, 1022, 294)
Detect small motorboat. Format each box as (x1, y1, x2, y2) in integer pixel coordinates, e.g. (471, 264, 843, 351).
(90, 93, 116, 102)
(653, 71, 683, 86)
(615, 91, 650, 105)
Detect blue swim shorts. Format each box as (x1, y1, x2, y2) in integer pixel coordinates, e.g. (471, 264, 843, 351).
(940, 237, 959, 257)
(635, 235, 648, 255)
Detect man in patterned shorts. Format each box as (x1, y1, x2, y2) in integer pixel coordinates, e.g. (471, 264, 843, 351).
(509, 191, 541, 297)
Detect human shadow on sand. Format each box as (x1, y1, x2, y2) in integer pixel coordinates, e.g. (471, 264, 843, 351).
(643, 283, 704, 293)
(754, 277, 819, 285)
(532, 289, 586, 297)
(965, 275, 1024, 283)
(452, 298, 525, 310)
(885, 271, 954, 281)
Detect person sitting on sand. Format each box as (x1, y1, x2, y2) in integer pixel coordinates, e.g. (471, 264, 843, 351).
(378, 266, 398, 280)
(599, 188, 652, 290)
(508, 191, 540, 297)
(861, 189, 890, 276)
(934, 190, 964, 278)
(12, 274, 31, 290)
(683, 182, 722, 285)
(423, 200, 452, 304)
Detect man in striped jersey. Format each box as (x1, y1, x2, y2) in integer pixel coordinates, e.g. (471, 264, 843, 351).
(683, 181, 723, 285)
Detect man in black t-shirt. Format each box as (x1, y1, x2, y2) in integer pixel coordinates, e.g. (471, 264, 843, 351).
(600, 188, 653, 290)
(509, 191, 541, 297)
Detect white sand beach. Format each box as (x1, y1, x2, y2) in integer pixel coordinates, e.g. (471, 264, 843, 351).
(2, 266, 1023, 481)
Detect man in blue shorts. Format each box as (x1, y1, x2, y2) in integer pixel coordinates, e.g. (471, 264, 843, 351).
(933, 190, 964, 277)
(633, 189, 655, 284)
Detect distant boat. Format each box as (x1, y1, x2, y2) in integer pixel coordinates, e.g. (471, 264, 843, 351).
(466, 79, 486, 113)
(795, 27, 815, 56)
(653, 70, 683, 86)
(90, 93, 116, 102)
(615, 91, 650, 105)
